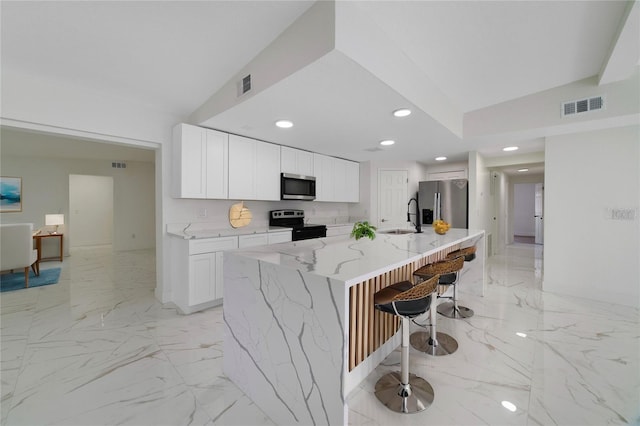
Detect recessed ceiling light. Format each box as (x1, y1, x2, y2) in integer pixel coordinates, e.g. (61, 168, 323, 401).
(501, 401, 517, 412)
(275, 120, 293, 128)
(380, 140, 395, 146)
(517, 168, 529, 172)
(516, 332, 527, 338)
(393, 108, 412, 117)
(435, 156, 447, 161)
(503, 146, 519, 152)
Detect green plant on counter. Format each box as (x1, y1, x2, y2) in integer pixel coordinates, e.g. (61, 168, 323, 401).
(351, 221, 377, 240)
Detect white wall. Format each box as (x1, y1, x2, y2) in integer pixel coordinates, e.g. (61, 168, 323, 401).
(469, 151, 493, 251)
(544, 125, 639, 308)
(0, 155, 155, 255)
(513, 183, 536, 236)
(69, 174, 114, 247)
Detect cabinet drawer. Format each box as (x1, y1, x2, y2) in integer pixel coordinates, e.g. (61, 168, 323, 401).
(189, 236, 238, 255)
(239, 233, 269, 248)
(268, 231, 292, 244)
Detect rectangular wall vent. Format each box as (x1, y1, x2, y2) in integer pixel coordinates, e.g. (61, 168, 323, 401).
(562, 96, 604, 117)
(241, 74, 251, 94)
(111, 161, 127, 169)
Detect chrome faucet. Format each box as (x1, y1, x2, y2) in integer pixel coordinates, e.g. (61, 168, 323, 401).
(407, 196, 422, 233)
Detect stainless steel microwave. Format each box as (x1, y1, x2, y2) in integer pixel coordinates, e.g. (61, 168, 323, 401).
(281, 173, 316, 200)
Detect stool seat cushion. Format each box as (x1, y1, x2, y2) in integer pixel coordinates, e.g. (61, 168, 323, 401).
(374, 280, 434, 318)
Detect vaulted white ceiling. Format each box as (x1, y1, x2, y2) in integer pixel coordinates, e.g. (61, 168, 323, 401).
(1, 1, 638, 165)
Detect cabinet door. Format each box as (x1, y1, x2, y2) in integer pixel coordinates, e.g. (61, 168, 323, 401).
(214, 251, 225, 300)
(255, 142, 280, 201)
(205, 129, 228, 199)
(173, 124, 207, 198)
(189, 252, 217, 305)
(333, 158, 348, 202)
(228, 135, 255, 199)
(345, 160, 360, 202)
(297, 150, 314, 176)
(281, 147, 313, 176)
(281, 146, 297, 174)
(229, 135, 280, 200)
(313, 153, 335, 202)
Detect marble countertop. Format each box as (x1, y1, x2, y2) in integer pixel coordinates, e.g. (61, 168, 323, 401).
(227, 228, 484, 285)
(167, 225, 292, 240)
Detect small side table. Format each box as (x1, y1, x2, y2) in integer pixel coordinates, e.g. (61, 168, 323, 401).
(33, 233, 64, 263)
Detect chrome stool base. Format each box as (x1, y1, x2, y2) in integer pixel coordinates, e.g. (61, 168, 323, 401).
(410, 331, 458, 356)
(374, 371, 434, 414)
(437, 302, 474, 319)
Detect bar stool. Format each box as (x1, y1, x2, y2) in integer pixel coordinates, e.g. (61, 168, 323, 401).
(438, 246, 477, 319)
(409, 256, 464, 356)
(373, 274, 440, 414)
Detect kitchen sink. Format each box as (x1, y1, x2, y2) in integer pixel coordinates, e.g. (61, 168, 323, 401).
(379, 229, 415, 234)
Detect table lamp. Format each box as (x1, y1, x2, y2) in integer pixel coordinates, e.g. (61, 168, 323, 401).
(45, 214, 64, 234)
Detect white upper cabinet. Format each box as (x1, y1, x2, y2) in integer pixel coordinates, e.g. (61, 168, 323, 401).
(172, 123, 228, 199)
(344, 159, 360, 202)
(314, 154, 359, 202)
(313, 153, 335, 202)
(281, 146, 314, 176)
(228, 135, 280, 201)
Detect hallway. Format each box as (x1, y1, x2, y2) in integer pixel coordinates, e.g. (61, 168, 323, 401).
(1, 243, 637, 425)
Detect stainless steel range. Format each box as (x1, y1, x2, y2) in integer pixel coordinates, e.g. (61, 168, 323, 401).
(269, 209, 327, 241)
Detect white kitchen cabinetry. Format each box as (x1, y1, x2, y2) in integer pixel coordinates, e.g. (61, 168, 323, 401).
(313, 153, 335, 202)
(171, 235, 238, 314)
(238, 233, 269, 248)
(268, 230, 292, 244)
(314, 154, 359, 202)
(229, 135, 280, 201)
(281, 146, 314, 176)
(172, 123, 228, 199)
(426, 169, 467, 181)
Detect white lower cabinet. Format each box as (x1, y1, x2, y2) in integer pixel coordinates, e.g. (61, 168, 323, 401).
(171, 230, 292, 314)
(171, 235, 238, 314)
(189, 252, 220, 305)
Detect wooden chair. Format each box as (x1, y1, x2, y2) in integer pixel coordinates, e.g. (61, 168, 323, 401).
(0, 223, 40, 287)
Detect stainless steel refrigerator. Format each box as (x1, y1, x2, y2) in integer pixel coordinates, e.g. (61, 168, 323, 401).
(418, 179, 469, 228)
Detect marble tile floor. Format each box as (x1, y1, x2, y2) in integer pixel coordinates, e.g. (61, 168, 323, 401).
(1, 244, 638, 425)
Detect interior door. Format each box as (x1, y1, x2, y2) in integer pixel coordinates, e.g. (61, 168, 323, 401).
(378, 170, 408, 229)
(534, 183, 544, 244)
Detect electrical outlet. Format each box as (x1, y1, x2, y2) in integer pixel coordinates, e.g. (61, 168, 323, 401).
(197, 208, 208, 218)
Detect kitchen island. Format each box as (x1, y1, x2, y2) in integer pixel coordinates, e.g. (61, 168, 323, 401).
(223, 228, 485, 425)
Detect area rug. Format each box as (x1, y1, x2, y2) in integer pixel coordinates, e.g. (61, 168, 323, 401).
(0, 268, 61, 292)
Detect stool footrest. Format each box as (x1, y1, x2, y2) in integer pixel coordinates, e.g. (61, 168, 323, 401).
(437, 302, 474, 319)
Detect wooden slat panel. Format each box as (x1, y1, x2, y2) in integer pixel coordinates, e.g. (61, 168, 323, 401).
(347, 243, 465, 371)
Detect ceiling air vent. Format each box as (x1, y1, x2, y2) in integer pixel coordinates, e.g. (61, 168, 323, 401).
(562, 96, 604, 117)
(238, 74, 251, 96)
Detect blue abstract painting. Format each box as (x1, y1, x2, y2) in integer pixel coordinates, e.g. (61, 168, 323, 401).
(0, 177, 22, 212)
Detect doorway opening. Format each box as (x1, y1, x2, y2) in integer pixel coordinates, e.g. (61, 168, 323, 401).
(513, 182, 544, 245)
(377, 169, 408, 229)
